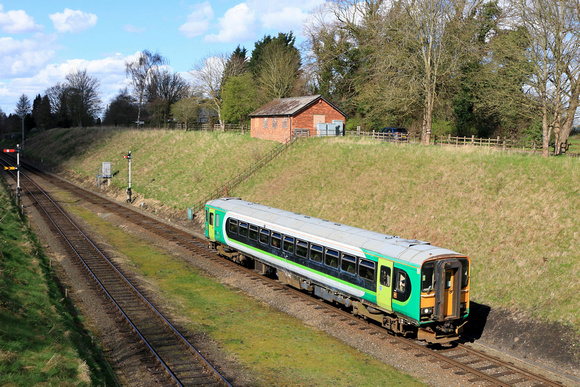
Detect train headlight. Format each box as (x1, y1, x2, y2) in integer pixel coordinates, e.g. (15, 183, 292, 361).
(421, 307, 433, 316)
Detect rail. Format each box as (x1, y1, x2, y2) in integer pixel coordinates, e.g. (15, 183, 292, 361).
(189, 136, 299, 215)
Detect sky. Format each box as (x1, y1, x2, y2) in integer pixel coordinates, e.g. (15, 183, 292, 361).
(0, 0, 325, 116)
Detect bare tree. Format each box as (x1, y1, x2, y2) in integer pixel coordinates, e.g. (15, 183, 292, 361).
(190, 54, 228, 131)
(64, 69, 102, 128)
(257, 42, 301, 100)
(125, 50, 166, 126)
(513, 0, 580, 156)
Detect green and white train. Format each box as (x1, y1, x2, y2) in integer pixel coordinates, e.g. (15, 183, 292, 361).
(205, 198, 470, 343)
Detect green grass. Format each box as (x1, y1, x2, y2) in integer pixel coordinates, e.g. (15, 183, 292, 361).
(0, 183, 115, 386)
(63, 202, 423, 386)
(24, 129, 580, 331)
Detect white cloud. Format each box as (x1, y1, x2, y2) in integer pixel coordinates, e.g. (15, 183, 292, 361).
(260, 6, 311, 31)
(179, 2, 214, 38)
(205, 3, 256, 43)
(49, 9, 97, 33)
(0, 35, 57, 78)
(0, 5, 42, 34)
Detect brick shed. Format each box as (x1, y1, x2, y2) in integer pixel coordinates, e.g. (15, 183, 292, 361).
(249, 95, 346, 143)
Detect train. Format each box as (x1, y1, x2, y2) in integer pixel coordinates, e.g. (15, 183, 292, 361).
(205, 197, 470, 343)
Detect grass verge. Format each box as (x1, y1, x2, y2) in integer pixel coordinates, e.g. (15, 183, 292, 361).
(0, 182, 116, 386)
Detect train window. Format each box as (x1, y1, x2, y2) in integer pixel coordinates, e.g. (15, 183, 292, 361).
(394, 269, 411, 302)
(359, 260, 376, 281)
(249, 225, 259, 240)
(271, 233, 281, 248)
(228, 219, 238, 234)
(239, 222, 248, 237)
(342, 254, 357, 274)
(324, 249, 339, 268)
(209, 212, 214, 226)
(310, 245, 323, 263)
(283, 236, 295, 253)
(296, 240, 308, 258)
(421, 262, 434, 292)
(459, 258, 469, 288)
(380, 266, 391, 287)
(396, 270, 407, 293)
(259, 229, 269, 244)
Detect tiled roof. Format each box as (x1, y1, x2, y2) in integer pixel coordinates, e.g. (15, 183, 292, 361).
(250, 95, 337, 117)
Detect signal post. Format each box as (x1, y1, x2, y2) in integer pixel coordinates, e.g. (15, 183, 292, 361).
(124, 151, 132, 203)
(3, 144, 21, 207)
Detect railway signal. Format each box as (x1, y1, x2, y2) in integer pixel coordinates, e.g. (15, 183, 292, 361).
(3, 145, 21, 207)
(124, 151, 132, 203)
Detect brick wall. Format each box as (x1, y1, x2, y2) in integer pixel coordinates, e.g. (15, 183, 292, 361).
(251, 98, 346, 143)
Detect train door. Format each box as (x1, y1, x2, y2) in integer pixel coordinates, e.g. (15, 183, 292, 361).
(376, 257, 394, 311)
(434, 259, 462, 320)
(207, 208, 216, 241)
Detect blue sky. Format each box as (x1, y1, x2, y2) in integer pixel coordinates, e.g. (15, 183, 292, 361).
(0, 0, 325, 115)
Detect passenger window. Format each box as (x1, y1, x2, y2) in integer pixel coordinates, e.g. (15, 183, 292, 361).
(380, 266, 391, 287)
(396, 270, 407, 293)
(310, 245, 323, 263)
(296, 240, 308, 258)
(239, 222, 248, 237)
(283, 236, 295, 253)
(259, 229, 269, 244)
(216, 214, 220, 227)
(359, 260, 376, 281)
(271, 233, 281, 248)
(227, 219, 238, 234)
(324, 249, 339, 268)
(249, 225, 258, 240)
(342, 254, 357, 274)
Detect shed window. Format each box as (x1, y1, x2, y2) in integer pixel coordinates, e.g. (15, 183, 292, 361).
(342, 254, 356, 274)
(283, 236, 295, 253)
(272, 117, 278, 128)
(282, 117, 288, 128)
(271, 232, 281, 248)
(324, 249, 339, 268)
(310, 244, 323, 263)
(296, 240, 308, 258)
(263, 118, 268, 128)
(359, 259, 376, 281)
(259, 229, 270, 244)
(249, 225, 258, 240)
(239, 222, 248, 237)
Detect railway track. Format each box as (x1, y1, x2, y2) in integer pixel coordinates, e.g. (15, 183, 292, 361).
(1, 156, 573, 386)
(0, 156, 231, 387)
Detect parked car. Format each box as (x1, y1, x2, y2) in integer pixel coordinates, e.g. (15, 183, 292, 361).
(378, 127, 408, 142)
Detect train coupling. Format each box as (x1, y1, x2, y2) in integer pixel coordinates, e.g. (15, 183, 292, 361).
(418, 320, 467, 344)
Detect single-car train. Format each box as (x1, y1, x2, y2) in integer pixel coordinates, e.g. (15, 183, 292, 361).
(205, 198, 469, 343)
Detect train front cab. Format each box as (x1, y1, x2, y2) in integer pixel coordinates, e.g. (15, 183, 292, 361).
(205, 205, 225, 244)
(417, 255, 470, 343)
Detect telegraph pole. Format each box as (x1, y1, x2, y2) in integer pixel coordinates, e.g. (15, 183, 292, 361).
(123, 151, 132, 203)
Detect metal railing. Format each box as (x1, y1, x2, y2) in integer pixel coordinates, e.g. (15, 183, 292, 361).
(188, 137, 299, 216)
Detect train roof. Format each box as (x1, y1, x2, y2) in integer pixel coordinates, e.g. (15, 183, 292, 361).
(206, 198, 465, 266)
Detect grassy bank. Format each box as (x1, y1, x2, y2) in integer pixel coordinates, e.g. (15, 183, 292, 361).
(23, 129, 580, 330)
(0, 183, 115, 385)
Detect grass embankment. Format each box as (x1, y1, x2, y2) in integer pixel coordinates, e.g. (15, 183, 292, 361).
(23, 129, 580, 330)
(61, 201, 422, 385)
(0, 183, 115, 385)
